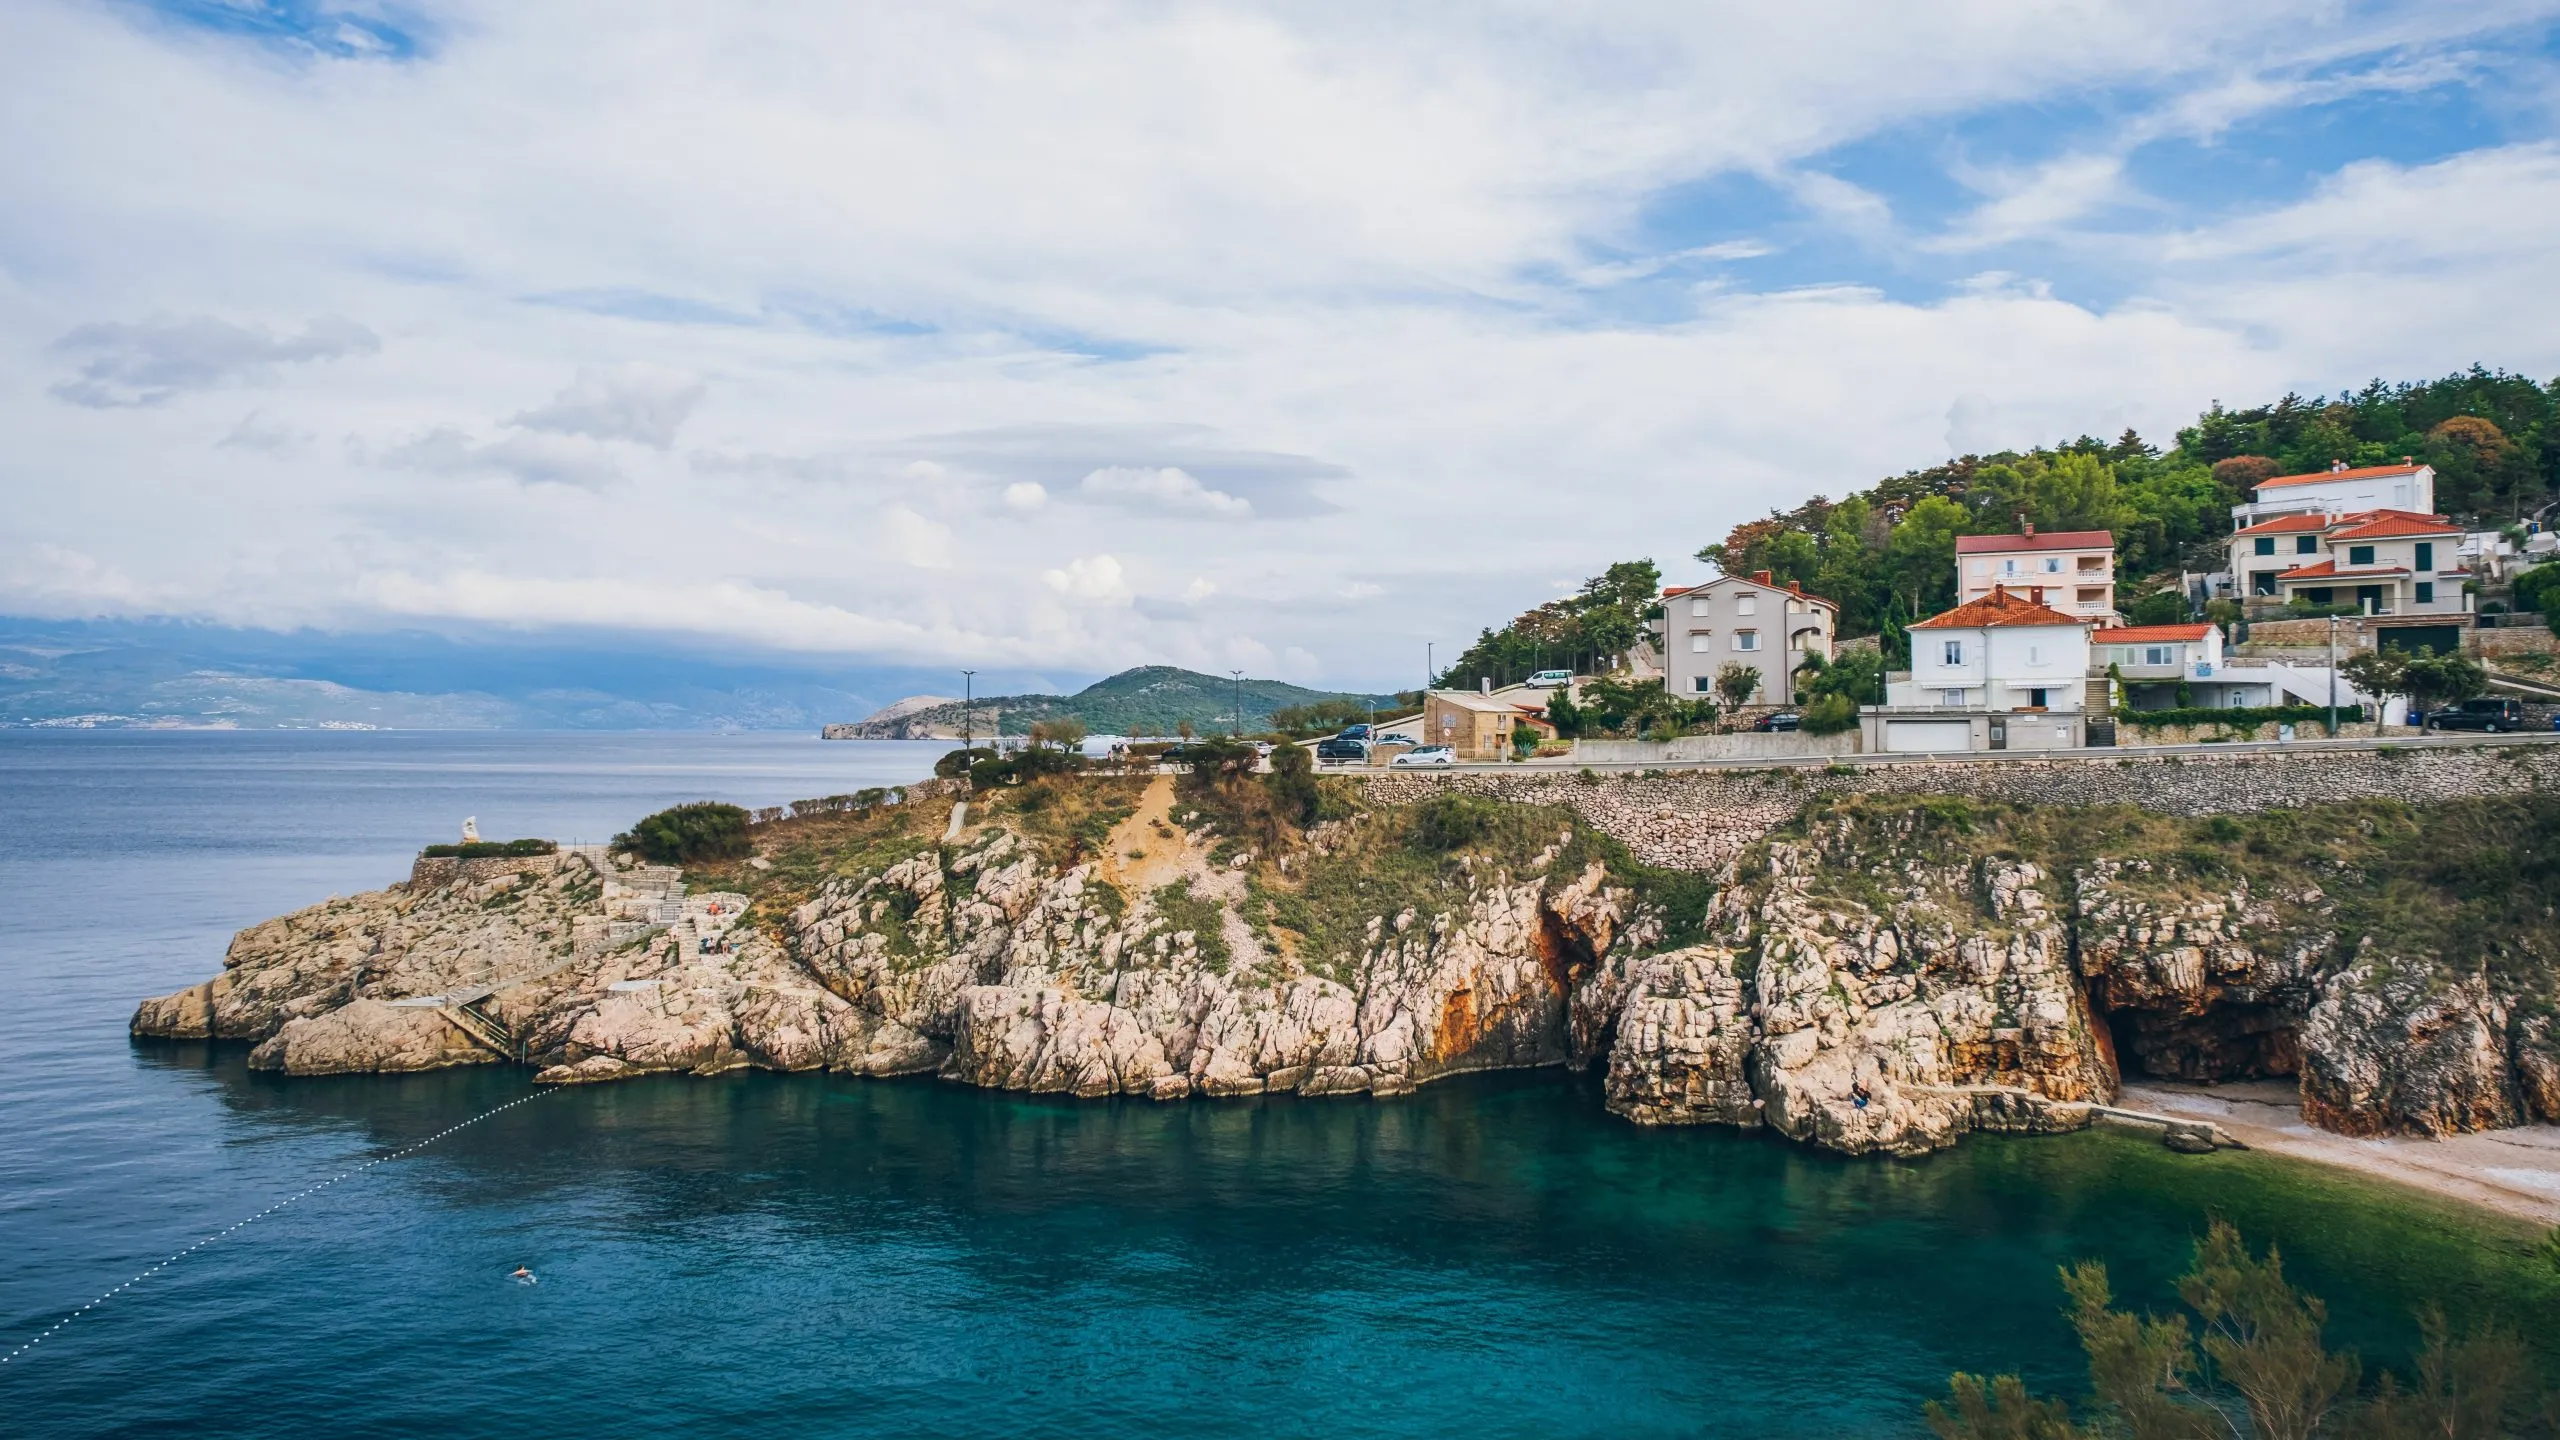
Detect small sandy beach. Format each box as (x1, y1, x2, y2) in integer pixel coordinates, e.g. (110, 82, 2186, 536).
(2121, 1080, 2560, 1228)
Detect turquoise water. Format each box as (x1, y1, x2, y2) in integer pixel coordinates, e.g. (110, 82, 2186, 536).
(1, 731, 2551, 1438)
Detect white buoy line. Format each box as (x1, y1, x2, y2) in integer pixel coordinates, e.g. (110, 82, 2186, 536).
(1, 1087, 555, 1368)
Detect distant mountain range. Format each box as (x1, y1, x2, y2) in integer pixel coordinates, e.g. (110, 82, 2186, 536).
(826, 666, 1402, 739)
(0, 617, 1024, 731)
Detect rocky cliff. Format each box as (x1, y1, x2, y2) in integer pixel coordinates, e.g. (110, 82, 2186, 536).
(133, 768, 2560, 1157)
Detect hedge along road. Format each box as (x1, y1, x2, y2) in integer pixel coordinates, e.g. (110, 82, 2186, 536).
(1302, 730, 2560, 775)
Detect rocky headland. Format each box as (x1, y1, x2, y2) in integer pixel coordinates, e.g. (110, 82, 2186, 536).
(135, 747, 2560, 1160)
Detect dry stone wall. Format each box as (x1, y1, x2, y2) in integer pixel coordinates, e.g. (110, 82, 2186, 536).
(1363, 743, 2560, 871)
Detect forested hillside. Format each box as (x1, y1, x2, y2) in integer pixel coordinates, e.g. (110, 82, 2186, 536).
(1444, 366, 2558, 685)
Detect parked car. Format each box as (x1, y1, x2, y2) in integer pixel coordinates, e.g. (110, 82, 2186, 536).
(2420, 698, 2527, 732)
(1389, 745, 1457, 767)
(1750, 712, 1801, 732)
(1313, 736, 1370, 762)
(1525, 669, 1574, 688)
(1335, 724, 1373, 741)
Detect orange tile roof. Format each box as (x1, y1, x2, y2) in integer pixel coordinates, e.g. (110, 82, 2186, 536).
(1953, 529, 2115, 553)
(1910, 586, 2087, 630)
(2254, 463, 2426, 493)
(2276, 560, 2409, 580)
(2325, 510, 2461, 540)
(2232, 514, 2333, 535)
(2093, 624, 2213, 643)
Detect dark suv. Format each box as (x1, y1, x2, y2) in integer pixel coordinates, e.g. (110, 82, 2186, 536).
(2421, 698, 2527, 732)
(1313, 736, 1370, 762)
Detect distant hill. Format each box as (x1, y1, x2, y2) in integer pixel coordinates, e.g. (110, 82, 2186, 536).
(825, 666, 1402, 739)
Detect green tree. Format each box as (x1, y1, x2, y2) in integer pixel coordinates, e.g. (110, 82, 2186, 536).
(1887, 496, 1968, 620)
(2032, 452, 2130, 533)
(2177, 1221, 2359, 1440)
(1713, 661, 1762, 712)
(1262, 741, 1319, 826)
(2123, 591, 2186, 627)
(619, 801, 752, 864)
(1925, 1373, 2088, 1440)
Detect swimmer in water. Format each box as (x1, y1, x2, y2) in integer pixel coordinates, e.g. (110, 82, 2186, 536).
(510, 1266, 537, 1285)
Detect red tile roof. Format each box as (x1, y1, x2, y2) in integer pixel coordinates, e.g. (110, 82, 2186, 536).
(2093, 624, 2213, 643)
(1953, 529, 2115, 554)
(2232, 514, 2332, 536)
(2254, 463, 2426, 493)
(1910, 586, 2087, 630)
(2325, 510, 2461, 540)
(2276, 560, 2409, 580)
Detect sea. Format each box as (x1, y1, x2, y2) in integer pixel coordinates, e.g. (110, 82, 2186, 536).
(1, 729, 2551, 1439)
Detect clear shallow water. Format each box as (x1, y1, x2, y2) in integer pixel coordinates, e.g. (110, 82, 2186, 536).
(1, 731, 2552, 1439)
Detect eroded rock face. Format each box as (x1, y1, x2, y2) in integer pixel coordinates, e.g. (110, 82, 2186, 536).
(132, 784, 2559, 1154)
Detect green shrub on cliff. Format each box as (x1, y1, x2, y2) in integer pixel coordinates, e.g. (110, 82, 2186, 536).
(619, 801, 752, 864)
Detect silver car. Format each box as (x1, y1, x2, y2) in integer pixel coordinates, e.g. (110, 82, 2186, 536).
(1389, 745, 1458, 767)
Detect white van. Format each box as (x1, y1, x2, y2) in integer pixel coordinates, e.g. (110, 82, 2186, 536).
(1526, 669, 1574, 687)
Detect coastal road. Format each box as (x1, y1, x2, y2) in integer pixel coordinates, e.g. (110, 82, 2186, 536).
(1309, 729, 2560, 776)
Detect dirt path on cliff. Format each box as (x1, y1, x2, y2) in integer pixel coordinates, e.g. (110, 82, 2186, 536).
(2122, 1081, 2560, 1227)
(1093, 775, 1270, 972)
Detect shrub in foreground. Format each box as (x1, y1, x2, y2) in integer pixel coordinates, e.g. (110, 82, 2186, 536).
(618, 802, 751, 864)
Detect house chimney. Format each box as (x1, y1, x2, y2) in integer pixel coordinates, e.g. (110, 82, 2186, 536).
(1481, 676, 1491, 695)
(2020, 519, 2035, 538)
(1752, 568, 1772, 586)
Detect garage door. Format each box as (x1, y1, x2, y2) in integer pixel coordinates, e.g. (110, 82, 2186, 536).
(1883, 720, 1972, 753)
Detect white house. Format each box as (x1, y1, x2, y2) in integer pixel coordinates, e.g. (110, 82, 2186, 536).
(1955, 526, 2117, 618)
(1659, 569, 1837, 707)
(2094, 621, 2376, 715)
(1868, 586, 2095, 752)
(2230, 460, 2434, 529)
(2229, 509, 2468, 615)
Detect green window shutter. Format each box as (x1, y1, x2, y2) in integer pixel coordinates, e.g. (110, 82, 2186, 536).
(2254, 537, 2274, 555)
(2348, 544, 2374, 566)
(2414, 541, 2432, 569)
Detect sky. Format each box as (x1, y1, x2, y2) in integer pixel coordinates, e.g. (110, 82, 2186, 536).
(6, 1, 2560, 696)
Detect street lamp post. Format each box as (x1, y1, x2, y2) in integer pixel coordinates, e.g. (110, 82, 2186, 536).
(1231, 669, 1244, 738)
(961, 670, 976, 750)
(2325, 616, 2337, 737)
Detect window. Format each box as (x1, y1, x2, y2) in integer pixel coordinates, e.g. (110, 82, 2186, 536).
(1689, 596, 1710, 617)
(2042, 557, 2062, 573)
(2415, 581, 2435, 604)
(2414, 541, 2433, 570)
(1689, 633, 1712, 653)
(2254, 537, 2275, 556)
(1693, 676, 1711, 694)
(1735, 595, 1757, 616)
(1942, 688, 1965, 706)
(1942, 639, 1964, 665)
(2143, 645, 2172, 665)
(2297, 535, 2318, 554)
(1735, 630, 1759, 651)
(2001, 559, 2020, 575)
(2348, 544, 2375, 566)
(2027, 644, 2042, 664)
(2027, 688, 2049, 709)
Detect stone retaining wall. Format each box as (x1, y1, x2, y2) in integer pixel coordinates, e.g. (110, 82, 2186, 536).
(407, 853, 566, 890)
(1362, 742, 2560, 871)
(1573, 732, 1858, 763)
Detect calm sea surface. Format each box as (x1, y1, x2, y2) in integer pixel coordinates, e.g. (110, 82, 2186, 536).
(1, 730, 2552, 1439)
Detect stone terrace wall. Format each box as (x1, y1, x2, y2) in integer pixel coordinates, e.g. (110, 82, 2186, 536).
(1362, 743, 2560, 872)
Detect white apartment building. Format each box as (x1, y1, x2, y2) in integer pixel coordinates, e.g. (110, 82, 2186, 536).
(1658, 569, 1838, 707)
(2230, 461, 2434, 529)
(2227, 509, 2467, 614)
(1955, 526, 2117, 619)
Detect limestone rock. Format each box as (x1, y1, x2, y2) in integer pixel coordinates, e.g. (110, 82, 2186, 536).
(246, 1000, 496, 1075)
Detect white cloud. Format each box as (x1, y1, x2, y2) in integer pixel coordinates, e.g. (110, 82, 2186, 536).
(1043, 554, 1133, 603)
(1182, 576, 1218, 602)
(509, 364, 704, 447)
(879, 504, 953, 569)
(1076, 465, 1252, 518)
(1003, 481, 1048, 510)
(48, 314, 377, 407)
(382, 425, 625, 488)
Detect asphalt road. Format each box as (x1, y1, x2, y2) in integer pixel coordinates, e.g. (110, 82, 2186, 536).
(1312, 729, 2560, 775)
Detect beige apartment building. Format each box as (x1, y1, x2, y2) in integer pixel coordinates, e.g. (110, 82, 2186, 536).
(1658, 570, 1837, 708)
(2230, 509, 2468, 615)
(1954, 526, 2116, 618)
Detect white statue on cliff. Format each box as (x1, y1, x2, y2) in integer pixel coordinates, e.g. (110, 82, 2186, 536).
(461, 816, 480, 844)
